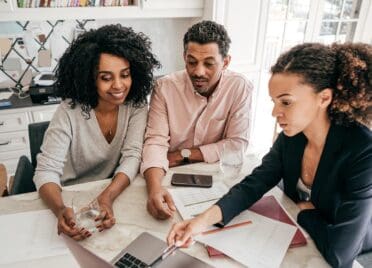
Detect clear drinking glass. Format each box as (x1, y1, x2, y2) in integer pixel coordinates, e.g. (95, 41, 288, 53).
(220, 143, 244, 180)
(72, 196, 101, 233)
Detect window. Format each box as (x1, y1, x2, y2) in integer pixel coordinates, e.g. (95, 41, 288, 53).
(318, 0, 362, 43)
(263, 0, 312, 71)
(251, 0, 367, 152)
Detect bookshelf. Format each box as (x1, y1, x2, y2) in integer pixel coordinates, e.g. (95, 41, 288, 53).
(16, 0, 136, 8)
(0, 0, 204, 21)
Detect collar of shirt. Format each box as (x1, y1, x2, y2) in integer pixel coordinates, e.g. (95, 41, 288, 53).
(186, 70, 226, 101)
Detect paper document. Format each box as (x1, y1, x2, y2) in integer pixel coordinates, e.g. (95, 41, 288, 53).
(195, 210, 297, 268)
(169, 181, 229, 219)
(0, 91, 13, 100)
(0, 209, 69, 265)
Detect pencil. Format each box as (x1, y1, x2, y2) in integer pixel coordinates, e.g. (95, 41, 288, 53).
(202, 220, 252, 235)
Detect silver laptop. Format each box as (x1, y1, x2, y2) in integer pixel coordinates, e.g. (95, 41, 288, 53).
(62, 232, 213, 268)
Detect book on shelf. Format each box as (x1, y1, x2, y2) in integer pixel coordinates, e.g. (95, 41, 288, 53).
(17, 0, 133, 8)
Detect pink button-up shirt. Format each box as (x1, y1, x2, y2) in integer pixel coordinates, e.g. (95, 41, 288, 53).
(141, 69, 253, 174)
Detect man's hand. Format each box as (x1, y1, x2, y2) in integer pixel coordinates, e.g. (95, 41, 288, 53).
(167, 151, 183, 167)
(297, 201, 315, 211)
(144, 167, 176, 220)
(147, 185, 176, 220)
(57, 207, 90, 241)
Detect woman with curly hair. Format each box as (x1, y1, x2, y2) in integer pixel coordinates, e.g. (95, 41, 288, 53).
(167, 43, 372, 268)
(33, 24, 160, 240)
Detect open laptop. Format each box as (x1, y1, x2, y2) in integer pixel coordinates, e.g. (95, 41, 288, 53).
(62, 232, 213, 268)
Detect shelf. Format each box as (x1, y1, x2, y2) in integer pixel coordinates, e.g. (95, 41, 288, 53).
(0, 0, 205, 21)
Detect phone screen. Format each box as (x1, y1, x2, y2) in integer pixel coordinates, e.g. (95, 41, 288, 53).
(40, 74, 55, 80)
(171, 173, 212, 188)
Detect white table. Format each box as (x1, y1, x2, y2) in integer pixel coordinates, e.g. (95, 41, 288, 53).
(0, 156, 334, 268)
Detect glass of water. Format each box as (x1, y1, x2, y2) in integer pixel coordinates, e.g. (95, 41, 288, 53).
(72, 195, 101, 234)
(220, 142, 244, 180)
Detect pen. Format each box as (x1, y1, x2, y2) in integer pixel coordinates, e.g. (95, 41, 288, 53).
(202, 220, 252, 235)
(161, 244, 179, 260)
(149, 243, 180, 266)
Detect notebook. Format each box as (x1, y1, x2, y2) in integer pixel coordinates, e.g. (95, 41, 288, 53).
(206, 195, 307, 257)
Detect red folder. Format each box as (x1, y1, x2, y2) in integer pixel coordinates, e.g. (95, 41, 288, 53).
(206, 195, 307, 257)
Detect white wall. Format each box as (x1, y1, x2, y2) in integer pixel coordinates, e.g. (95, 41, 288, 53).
(98, 18, 199, 75)
(0, 17, 200, 88)
(213, 0, 271, 154)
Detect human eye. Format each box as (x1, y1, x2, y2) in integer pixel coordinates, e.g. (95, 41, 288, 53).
(281, 99, 292, 106)
(204, 62, 215, 68)
(99, 75, 112, 81)
(187, 60, 197, 66)
(121, 70, 131, 78)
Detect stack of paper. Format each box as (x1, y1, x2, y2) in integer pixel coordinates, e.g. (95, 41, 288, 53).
(196, 210, 296, 268)
(207, 195, 307, 256)
(169, 181, 229, 220)
(169, 184, 297, 267)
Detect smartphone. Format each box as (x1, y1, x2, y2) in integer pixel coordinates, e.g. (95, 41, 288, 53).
(171, 173, 212, 188)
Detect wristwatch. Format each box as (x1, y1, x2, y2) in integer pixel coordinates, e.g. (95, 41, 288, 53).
(180, 149, 191, 164)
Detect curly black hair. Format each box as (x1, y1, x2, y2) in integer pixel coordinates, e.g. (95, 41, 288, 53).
(183, 20, 231, 58)
(55, 24, 161, 117)
(271, 42, 371, 127)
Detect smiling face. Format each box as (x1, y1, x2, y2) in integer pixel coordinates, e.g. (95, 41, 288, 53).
(269, 73, 332, 137)
(96, 53, 132, 108)
(184, 42, 230, 96)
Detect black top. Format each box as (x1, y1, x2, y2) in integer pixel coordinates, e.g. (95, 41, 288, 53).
(216, 123, 372, 268)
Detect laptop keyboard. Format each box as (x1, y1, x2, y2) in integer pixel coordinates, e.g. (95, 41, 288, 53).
(115, 253, 148, 268)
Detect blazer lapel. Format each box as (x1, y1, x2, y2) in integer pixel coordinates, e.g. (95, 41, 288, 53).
(311, 124, 346, 203)
(286, 133, 307, 200)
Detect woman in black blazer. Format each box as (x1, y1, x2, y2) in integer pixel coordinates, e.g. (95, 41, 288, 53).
(167, 43, 372, 268)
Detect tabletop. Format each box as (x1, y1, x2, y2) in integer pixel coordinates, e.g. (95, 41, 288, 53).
(0, 154, 334, 268)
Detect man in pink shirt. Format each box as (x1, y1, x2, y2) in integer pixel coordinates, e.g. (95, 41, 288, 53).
(141, 20, 253, 220)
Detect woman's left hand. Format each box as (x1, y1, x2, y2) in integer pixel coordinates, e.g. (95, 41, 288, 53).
(297, 201, 315, 211)
(96, 194, 116, 231)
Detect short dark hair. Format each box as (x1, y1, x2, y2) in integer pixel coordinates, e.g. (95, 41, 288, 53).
(55, 24, 161, 118)
(271, 42, 371, 127)
(183, 20, 231, 57)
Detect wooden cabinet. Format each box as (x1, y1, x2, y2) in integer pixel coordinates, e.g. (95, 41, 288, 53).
(0, 111, 29, 133)
(0, 0, 205, 21)
(0, 104, 57, 175)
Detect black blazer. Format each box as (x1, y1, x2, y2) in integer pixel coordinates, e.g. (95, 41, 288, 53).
(216, 123, 372, 268)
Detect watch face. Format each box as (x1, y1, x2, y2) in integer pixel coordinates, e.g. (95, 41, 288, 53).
(181, 149, 191, 158)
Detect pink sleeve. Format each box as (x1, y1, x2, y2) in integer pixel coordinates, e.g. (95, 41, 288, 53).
(140, 82, 170, 175)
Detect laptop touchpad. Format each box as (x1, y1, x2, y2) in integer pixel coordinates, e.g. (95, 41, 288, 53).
(125, 233, 167, 265)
